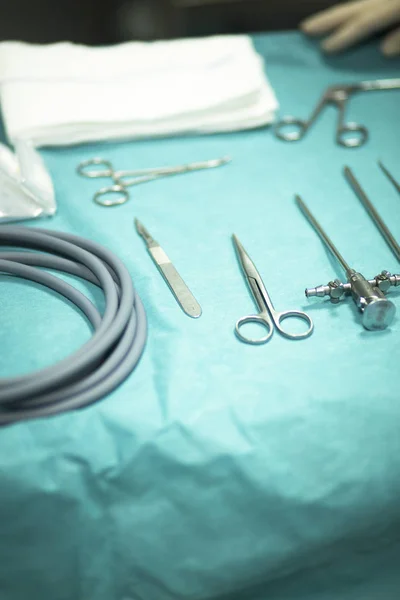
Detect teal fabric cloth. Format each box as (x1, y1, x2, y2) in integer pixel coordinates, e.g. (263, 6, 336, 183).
(1, 32, 400, 600)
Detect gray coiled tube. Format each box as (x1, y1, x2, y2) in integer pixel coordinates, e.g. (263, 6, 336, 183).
(0, 226, 147, 425)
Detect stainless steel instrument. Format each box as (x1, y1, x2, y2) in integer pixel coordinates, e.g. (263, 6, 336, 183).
(135, 219, 202, 318)
(78, 156, 231, 206)
(379, 161, 400, 195)
(296, 195, 399, 331)
(274, 78, 400, 148)
(344, 166, 400, 262)
(232, 234, 313, 344)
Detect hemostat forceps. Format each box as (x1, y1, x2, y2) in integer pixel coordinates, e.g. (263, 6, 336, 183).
(232, 235, 314, 344)
(77, 156, 231, 206)
(274, 78, 400, 148)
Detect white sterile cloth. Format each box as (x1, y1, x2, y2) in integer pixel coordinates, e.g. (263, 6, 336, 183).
(0, 35, 278, 147)
(0, 140, 55, 222)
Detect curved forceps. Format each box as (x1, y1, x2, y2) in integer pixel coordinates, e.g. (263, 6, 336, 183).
(232, 235, 313, 345)
(77, 156, 231, 206)
(274, 78, 400, 148)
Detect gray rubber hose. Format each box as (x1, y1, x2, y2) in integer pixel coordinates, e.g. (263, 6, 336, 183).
(0, 226, 147, 425)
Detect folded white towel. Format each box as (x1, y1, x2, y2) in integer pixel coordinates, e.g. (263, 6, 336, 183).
(0, 35, 278, 221)
(0, 35, 278, 147)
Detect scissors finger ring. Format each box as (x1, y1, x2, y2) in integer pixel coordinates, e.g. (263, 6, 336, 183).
(274, 309, 314, 340)
(77, 158, 114, 178)
(94, 184, 130, 207)
(273, 117, 308, 142)
(235, 314, 273, 345)
(336, 122, 368, 148)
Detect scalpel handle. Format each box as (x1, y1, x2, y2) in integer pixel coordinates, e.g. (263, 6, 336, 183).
(148, 246, 202, 318)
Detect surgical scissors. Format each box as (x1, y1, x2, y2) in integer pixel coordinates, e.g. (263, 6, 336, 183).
(77, 156, 231, 206)
(274, 78, 400, 148)
(232, 235, 314, 344)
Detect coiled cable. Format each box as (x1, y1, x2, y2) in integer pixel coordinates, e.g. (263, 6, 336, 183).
(0, 226, 147, 425)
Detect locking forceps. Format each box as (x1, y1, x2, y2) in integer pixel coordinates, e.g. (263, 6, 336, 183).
(77, 156, 231, 206)
(232, 235, 314, 344)
(274, 78, 400, 148)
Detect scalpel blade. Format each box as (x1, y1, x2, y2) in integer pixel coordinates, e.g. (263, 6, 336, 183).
(135, 219, 202, 318)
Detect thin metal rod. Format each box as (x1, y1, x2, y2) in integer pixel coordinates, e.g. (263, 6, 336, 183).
(344, 166, 400, 262)
(378, 160, 400, 194)
(295, 195, 352, 274)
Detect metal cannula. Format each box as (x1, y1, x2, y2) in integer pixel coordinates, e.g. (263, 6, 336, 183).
(296, 195, 397, 331)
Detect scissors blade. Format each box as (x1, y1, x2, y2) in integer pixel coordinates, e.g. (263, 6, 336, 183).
(232, 234, 262, 281)
(232, 234, 272, 315)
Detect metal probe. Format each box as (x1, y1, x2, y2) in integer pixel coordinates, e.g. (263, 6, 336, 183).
(296, 195, 398, 331)
(378, 161, 400, 195)
(344, 166, 400, 262)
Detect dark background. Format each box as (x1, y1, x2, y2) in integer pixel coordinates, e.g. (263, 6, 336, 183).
(0, 0, 338, 44)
